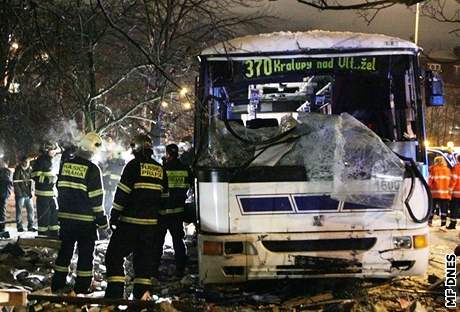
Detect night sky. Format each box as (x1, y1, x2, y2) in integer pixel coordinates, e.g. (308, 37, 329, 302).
(251, 0, 459, 52)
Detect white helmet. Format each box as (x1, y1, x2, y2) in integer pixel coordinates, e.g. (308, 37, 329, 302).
(79, 132, 102, 154)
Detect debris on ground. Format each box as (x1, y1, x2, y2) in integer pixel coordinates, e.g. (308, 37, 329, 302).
(0, 225, 458, 311)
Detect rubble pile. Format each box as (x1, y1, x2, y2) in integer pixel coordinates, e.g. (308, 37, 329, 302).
(0, 232, 455, 311)
(0, 242, 55, 291)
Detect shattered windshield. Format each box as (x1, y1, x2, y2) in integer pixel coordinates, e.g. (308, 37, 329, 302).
(196, 54, 413, 207)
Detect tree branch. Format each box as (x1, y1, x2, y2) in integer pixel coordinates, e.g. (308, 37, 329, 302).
(89, 64, 153, 102)
(97, 96, 161, 133)
(297, 0, 423, 10)
(97, 0, 182, 91)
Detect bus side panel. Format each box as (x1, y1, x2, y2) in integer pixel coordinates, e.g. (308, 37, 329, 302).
(199, 182, 229, 233)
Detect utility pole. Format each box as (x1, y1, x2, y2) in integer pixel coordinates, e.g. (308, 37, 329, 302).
(414, 3, 420, 45)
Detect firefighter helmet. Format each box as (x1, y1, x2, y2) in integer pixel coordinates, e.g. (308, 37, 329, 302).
(166, 144, 179, 158)
(130, 134, 152, 153)
(79, 132, 103, 153)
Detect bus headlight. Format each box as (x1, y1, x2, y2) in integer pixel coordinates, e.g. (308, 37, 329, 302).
(413, 234, 428, 249)
(393, 236, 412, 249)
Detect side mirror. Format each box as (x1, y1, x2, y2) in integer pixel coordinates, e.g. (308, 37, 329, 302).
(425, 70, 445, 106)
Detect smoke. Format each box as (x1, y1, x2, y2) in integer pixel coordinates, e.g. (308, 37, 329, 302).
(93, 138, 133, 167)
(46, 119, 84, 150)
(43, 119, 137, 167)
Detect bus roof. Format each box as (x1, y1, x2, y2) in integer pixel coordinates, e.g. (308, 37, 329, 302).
(201, 30, 420, 56)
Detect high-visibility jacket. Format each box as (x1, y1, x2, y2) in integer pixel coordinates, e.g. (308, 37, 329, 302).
(450, 163, 460, 199)
(428, 164, 452, 200)
(111, 151, 168, 226)
(161, 158, 192, 216)
(57, 155, 108, 228)
(31, 154, 57, 197)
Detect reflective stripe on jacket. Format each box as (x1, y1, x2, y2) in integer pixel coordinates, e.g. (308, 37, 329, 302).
(450, 164, 460, 198)
(428, 164, 452, 200)
(161, 158, 192, 216)
(31, 155, 56, 197)
(57, 155, 107, 228)
(111, 151, 168, 225)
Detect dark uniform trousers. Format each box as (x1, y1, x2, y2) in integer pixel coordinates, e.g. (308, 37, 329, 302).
(154, 215, 187, 274)
(51, 221, 96, 293)
(0, 196, 7, 232)
(449, 198, 460, 227)
(36, 196, 59, 237)
(430, 198, 450, 225)
(105, 223, 158, 299)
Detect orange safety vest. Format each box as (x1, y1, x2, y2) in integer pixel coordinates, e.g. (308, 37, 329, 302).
(428, 164, 452, 200)
(450, 163, 460, 199)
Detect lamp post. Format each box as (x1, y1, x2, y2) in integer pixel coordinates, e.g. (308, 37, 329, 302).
(414, 3, 420, 45)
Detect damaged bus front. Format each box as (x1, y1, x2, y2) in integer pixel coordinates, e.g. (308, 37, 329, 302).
(194, 31, 433, 284)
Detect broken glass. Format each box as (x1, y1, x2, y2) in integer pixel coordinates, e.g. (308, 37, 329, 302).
(196, 112, 405, 208)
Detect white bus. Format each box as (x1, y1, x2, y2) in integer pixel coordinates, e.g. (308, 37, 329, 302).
(193, 31, 439, 284)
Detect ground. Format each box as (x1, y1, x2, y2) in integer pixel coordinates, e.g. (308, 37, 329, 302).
(0, 197, 458, 311)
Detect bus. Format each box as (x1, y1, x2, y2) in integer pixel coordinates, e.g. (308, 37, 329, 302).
(193, 31, 438, 284)
(427, 145, 459, 168)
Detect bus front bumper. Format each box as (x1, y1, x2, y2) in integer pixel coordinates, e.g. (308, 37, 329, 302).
(198, 228, 429, 284)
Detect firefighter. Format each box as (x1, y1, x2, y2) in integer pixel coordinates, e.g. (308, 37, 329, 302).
(428, 156, 452, 226)
(105, 134, 168, 300)
(102, 150, 125, 214)
(51, 132, 108, 294)
(448, 154, 460, 229)
(154, 144, 191, 278)
(31, 142, 60, 237)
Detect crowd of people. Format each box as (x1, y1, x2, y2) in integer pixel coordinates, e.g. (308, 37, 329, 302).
(0, 133, 193, 299)
(428, 154, 460, 228)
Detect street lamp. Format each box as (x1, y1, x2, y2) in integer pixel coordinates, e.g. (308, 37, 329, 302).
(179, 87, 188, 96)
(182, 102, 191, 110)
(10, 42, 19, 50)
(414, 3, 420, 45)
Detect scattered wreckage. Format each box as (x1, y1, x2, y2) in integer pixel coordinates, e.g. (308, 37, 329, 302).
(0, 231, 457, 311)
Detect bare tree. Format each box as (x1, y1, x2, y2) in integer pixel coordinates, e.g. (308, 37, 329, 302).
(0, 0, 62, 159)
(30, 0, 156, 134)
(96, 0, 266, 141)
(296, 0, 460, 29)
(422, 0, 460, 34)
(1, 0, 267, 159)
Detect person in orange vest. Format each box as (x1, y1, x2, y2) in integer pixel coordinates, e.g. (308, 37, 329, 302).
(448, 154, 460, 229)
(428, 156, 452, 226)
